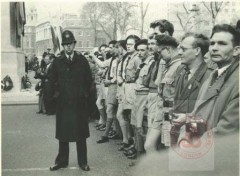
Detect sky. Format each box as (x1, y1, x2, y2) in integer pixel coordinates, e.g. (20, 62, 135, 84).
(26, 1, 169, 24)
(26, 1, 85, 21)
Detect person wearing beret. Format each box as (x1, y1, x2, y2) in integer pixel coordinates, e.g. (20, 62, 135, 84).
(49, 30, 92, 172)
(128, 39, 154, 161)
(143, 19, 175, 153)
(144, 35, 182, 152)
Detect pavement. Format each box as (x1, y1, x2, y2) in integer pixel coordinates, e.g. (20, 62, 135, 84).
(1, 105, 136, 176)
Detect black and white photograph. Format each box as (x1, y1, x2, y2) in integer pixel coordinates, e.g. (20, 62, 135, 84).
(1, 1, 239, 176)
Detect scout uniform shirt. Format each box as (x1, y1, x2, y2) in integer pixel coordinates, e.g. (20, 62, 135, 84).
(135, 55, 155, 91)
(158, 55, 182, 146)
(122, 51, 141, 110)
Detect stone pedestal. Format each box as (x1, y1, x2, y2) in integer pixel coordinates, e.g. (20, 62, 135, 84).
(1, 2, 25, 92)
(1, 2, 37, 104)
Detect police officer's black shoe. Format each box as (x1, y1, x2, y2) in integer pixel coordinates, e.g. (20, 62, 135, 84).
(49, 164, 68, 171)
(80, 164, 90, 171)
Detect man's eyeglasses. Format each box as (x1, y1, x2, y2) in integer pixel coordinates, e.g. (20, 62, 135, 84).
(178, 45, 197, 52)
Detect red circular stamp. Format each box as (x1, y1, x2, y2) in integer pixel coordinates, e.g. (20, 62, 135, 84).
(171, 118, 213, 159)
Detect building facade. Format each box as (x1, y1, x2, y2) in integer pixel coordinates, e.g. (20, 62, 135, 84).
(35, 20, 53, 57)
(23, 7, 37, 58)
(34, 12, 109, 55)
(61, 13, 108, 52)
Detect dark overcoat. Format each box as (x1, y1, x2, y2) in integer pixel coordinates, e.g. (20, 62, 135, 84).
(174, 62, 213, 113)
(50, 51, 92, 142)
(192, 58, 239, 133)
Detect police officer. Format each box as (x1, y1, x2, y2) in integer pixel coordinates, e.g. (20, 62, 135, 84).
(49, 30, 92, 171)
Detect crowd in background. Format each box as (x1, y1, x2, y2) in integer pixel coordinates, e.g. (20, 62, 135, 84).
(34, 18, 239, 167)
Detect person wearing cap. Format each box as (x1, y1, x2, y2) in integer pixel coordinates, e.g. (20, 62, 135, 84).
(144, 19, 174, 125)
(127, 39, 154, 161)
(170, 33, 213, 146)
(49, 30, 92, 172)
(143, 20, 174, 151)
(144, 35, 182, 152)
(91, 40, 122, 143)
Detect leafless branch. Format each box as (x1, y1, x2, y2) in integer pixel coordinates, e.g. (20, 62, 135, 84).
(183, 2, 189, 14)
(202, 2, 212, 14)
(96, 21, 112, 40)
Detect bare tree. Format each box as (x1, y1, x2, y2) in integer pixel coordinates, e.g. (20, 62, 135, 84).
(175, 3, 190, 31)
(201, 2, 225, 25)
(171, 2, 226, 33)
(80, 2, 113, 46)
(80, 2, 137, 41)
(139, 2, 149, 38)
(104, 2, 137, 39)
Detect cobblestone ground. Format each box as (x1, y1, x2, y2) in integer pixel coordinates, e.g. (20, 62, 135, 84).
(2, 105, 137, 176)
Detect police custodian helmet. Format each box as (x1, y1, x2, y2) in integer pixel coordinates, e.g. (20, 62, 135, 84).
(61, 30, 76, 45)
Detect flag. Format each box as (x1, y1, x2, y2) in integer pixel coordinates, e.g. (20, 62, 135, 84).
(50, 26, 60, 53)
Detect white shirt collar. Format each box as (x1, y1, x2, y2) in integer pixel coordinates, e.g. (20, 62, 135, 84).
(217, 64, 231, 77)
(65, 52, 74, 60)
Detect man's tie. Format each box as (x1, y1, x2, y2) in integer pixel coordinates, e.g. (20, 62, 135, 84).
(210, 70, 218, 86)
(68, 55, 71, 62)
(181, 67, 190, 92)
(153, 60, 160, 81)
(184, 67, 190, 82)
(135, 63, 146, 81)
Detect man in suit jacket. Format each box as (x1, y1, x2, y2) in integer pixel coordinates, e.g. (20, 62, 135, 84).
(170, 33, 213, 146)
(41, 54, 56, 115)
(49, 30, 92, 172)
(173, 24, 239, 140)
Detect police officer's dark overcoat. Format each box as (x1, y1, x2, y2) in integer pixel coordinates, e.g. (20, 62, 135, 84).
(50, 51, 92, 142)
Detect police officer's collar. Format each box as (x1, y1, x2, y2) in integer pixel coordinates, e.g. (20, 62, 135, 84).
(65, 52, 74, 60)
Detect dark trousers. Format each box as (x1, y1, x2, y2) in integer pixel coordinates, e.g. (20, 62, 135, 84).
(55, 139, 88, 166)
(44, 98, 56, 114)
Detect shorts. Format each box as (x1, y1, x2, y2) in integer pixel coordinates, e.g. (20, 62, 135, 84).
(131, 93, 148, 127)
(122, 82, 136, 110)
(147, 92, 163, 129)
(97, 82, 107, 100)
(116, 85, 124, 104)
(106, 84, 118, 105)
